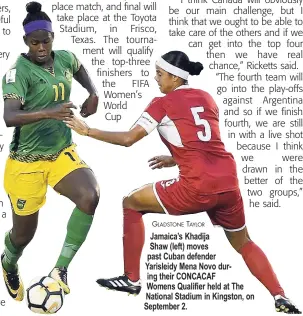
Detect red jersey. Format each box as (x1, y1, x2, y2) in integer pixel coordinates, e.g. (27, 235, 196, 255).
(136, 85, 239, 195)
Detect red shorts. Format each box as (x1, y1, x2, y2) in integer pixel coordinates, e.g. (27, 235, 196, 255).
(154, 178, 245, 231)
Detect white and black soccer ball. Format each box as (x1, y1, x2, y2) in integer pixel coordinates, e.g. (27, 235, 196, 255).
(26, 276, 64, 314)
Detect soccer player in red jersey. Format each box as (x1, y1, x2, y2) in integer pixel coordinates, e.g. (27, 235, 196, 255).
(65, 51, 300, 314)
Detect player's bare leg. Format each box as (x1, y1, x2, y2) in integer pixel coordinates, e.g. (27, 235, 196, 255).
(225, 227, 301, 314)
(96, 183, 164, 295)
(2, 211, 39, 301)
(50, 168, 100, 294)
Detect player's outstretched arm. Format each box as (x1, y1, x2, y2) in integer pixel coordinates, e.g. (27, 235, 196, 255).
(4, 99, 76, 127)
(73, 65, 98, 118)
(65, 116, 147, 147)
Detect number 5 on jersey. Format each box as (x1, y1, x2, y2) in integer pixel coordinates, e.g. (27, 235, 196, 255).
(191, 106, 212, 141)
(53, 83, 65, 101)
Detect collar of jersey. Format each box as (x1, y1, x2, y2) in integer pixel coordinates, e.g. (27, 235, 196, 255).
(174, 85, 191, 90)
(21, 51, 56, 77)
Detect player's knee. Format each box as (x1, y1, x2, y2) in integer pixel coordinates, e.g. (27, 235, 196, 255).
(232, 238, 251, 253)
(11, 228, 36, 248)
(122, 195, 140, 211)
(225, 227, 251, 253)
(122, 196, 133, 209)
(77, 186, 100, 215)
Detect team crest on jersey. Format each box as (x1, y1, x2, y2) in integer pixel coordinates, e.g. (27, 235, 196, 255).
(64, 69, 73, 82)
(6, 69, 16, 83)
(17, 199, 26, 210)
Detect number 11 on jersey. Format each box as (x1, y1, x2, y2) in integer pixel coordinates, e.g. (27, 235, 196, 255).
(191, 106, 212, 141)
(53, 83, 65, 101)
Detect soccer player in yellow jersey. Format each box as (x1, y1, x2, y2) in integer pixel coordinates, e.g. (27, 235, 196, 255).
(1, 1, 99, 300)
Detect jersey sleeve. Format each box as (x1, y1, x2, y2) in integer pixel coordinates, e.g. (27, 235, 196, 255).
(69, 51, 82, 74)
(135, 97, 166, 134)
(2, 67, 29, 105)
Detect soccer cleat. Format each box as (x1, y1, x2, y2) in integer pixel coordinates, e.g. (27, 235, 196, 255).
(96, 275, 141, 295)
(275, 295, 302, 314)
(49, 267, 70, 294)
(1, 253, 24, 301)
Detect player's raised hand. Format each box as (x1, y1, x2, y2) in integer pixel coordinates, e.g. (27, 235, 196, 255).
(148, 155, 176, 169)
(80, 93, 98, 118)
(46, 102, 77, 121)
(64, 116, 90, 136)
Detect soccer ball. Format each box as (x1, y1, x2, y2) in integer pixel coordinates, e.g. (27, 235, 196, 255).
(26, 276, 64, 314)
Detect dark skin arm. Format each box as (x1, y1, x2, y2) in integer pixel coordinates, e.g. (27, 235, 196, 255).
(4, 65, 96, 127)
(73, 65, 96, 95)
(73, 65, 98, 117)
(4, 99, 76, 127)
(64, 116, 147, 147)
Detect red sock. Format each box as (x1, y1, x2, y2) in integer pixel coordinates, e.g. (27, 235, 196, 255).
(123, 208, 145, 282)
(240, 241, 285, 297)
